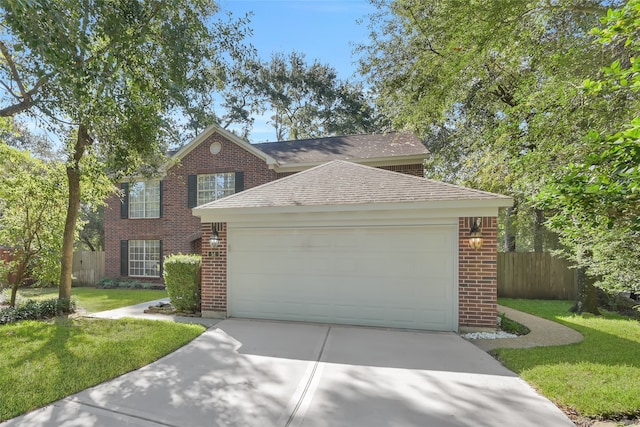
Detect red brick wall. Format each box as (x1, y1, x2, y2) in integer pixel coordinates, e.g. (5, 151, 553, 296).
(458, 216, 498, 329)
(201, 222, 227, 316)
(378, 163, 424, 177)
(104, 132, 277, 280)
(276, 162, 424, 179)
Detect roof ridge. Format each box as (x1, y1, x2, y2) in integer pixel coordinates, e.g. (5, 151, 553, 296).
(253, 132, 403, 146)
(333, 160, 511, 199)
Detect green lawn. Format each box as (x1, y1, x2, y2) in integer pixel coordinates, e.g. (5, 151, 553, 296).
(496, 298, 640, 419)
(0, 317, 204, 422)
(17, 287, 168, 313)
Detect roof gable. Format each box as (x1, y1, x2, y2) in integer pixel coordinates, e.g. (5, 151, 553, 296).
(170, 125, 277, 166)
(193, 160, 512, 215)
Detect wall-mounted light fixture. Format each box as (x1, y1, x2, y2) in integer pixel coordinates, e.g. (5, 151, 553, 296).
(209, 223, 220, 248)
(468, 218, 483, 250)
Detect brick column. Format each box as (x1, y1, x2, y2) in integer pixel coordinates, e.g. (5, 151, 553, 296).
(201, 222, 228, 318)
(458, 217, 498, 330)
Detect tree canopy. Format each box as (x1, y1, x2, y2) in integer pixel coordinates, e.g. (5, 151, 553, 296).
(248, 51, 386, 141)
(541, 0, 640, 293)
(0, 0, 249, 298)
(358, 0, 639, 305)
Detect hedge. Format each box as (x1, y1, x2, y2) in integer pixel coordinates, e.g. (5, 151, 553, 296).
(163, 254, 201, 313)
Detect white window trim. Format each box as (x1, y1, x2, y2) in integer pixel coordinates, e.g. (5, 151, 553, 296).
(129, 180, 160, 219)
(197, 173, 235, 206)
(128, 240, 161, 278)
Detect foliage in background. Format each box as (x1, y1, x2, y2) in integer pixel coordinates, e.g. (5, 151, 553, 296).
(0, 144, 110, 306)
(542, 0, 640, 293)
(163, 254, 201, 313)
(246, 51, 387, 141)
(0, 1, 249, 301)
(77, 204, 104, 252)
(358, 0, 639, 303)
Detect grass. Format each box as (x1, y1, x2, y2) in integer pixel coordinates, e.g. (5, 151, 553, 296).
(16, 287, 168, 313)
(0, 317, 204, 422)
(495, 298, 640, 419)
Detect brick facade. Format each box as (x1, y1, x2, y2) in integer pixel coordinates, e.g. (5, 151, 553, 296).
(201, 222, 228, 317)
(104, 132, 277, 280)
(458, 216, 498, 329)
(105, 131, 428, 282)
(275, 163, 423, 179)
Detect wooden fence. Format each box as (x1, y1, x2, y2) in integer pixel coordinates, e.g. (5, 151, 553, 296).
(497, 252, 577, 300)
(72, 251, 105, 286)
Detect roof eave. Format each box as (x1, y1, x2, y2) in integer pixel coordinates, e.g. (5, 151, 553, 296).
(270, 154, 428, 173)
(193, 197, 513, 222)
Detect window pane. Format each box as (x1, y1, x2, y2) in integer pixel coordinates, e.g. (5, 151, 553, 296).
(128, 181, 160, 218)
(197, 173, 235, 205)
(128, 240, 160, 277)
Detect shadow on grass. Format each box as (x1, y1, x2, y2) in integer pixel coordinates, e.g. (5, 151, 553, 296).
(495, 299, 640, 418)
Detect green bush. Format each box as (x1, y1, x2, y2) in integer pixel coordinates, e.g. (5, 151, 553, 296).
(0, 298, 76, 324)
(498, 312, 530, 335)
(96, 278, 165, 290)
(163, 254, 201, 313)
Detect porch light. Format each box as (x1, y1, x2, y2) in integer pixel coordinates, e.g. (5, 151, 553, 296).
(209, 223, 220, 248)
(468, 218, 483, 250)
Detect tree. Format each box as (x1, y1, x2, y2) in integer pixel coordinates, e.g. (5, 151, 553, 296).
(0, 1, 248, 300)
(357, 0, 630, 255)
(77, 204, 104, 252)
(0, 144, 108, 306)
(541, 0, 640, 309)
(251, 51, 386, 141)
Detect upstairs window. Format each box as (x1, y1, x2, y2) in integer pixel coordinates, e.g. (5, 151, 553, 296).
(127, 181, 160, 219)
(197, 173, 236, 205)
(187, 172, 243, 208)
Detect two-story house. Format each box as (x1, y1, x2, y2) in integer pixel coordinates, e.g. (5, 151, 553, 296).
(104, 125, 430, 281)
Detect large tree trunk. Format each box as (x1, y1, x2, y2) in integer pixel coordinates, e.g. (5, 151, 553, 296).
(59, 125, 90, 301)
(570, 266, 600, 315)
(533, 209, 544, 253)
(504, 205, 517, 252)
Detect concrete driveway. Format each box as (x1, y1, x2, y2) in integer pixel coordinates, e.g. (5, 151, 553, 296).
(2, 319, 574, 427)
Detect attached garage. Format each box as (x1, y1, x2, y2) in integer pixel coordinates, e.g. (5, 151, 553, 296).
(228, 225, 456, 331)
(193, 160, 512, 332)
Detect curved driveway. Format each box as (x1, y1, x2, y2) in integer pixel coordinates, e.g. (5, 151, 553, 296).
(2, 319, 574, 427)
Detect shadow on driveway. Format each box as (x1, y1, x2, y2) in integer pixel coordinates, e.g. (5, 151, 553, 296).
(2, 319, 574, 427)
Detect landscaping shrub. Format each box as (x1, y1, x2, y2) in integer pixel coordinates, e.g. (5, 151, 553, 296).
(498, 312, 530, 335)
(0, 298, 76, 325)
(96, 278, 164, 290)
(163, 254, 201, 313)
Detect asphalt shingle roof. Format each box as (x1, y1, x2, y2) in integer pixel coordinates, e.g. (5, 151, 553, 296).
(253, 133, 428, 165)
(198, 160, 511, 210)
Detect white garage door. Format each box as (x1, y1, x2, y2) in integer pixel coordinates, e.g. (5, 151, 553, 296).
(228, 225, 457, 331)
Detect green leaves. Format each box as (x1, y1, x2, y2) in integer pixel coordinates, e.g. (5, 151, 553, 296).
(249, 51, 384, 141)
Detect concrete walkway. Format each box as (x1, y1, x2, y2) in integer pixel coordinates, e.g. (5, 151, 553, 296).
(469, 305, 584, 351)
(86, 298, 220, 328)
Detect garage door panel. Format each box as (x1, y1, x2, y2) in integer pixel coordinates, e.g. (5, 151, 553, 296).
(229, 226, 457, 331)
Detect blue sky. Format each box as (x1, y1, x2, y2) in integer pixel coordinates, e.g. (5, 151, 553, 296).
(218, 0, 376, 141)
